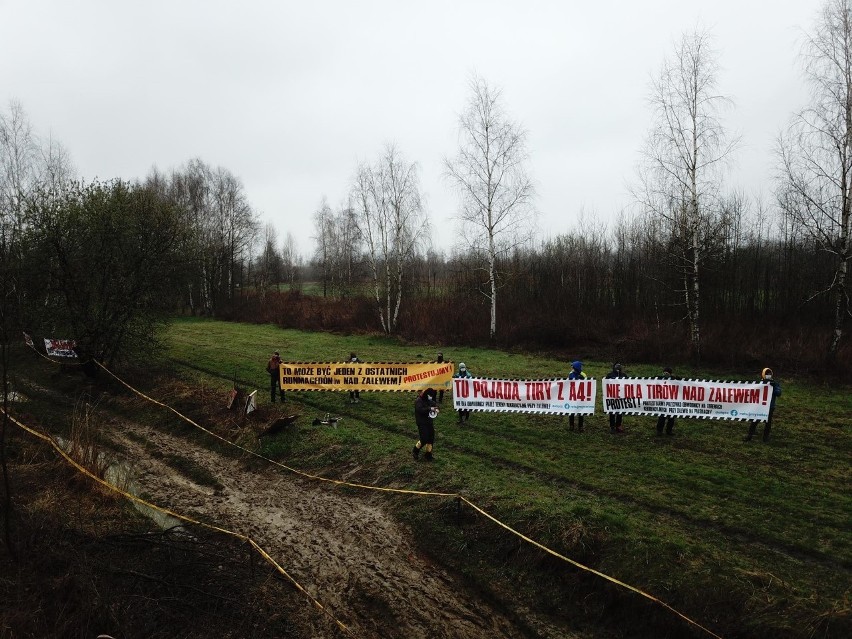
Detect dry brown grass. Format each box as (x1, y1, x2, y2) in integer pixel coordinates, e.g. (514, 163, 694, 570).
(66, 394, 110, 479)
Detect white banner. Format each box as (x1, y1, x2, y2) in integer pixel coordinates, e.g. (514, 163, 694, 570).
(602, 378, 772, 421)
(453, 377, 596, 415)
(43, 337, 78, 358)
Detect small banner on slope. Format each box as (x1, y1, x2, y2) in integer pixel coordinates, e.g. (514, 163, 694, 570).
(43, 337, 78, 358)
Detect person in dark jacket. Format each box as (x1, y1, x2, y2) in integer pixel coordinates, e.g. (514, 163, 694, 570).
(453, 362, 472, 423)
(744, 367, 782, 442)
(436, 352, 446, 404)
(412, 388, 439, 461)
(267, 351, 283, 403)
(605, 362, 627, 433)
(568, 360, 587, 432)
(348, 352, 362, 403)
(656, 367, 677, 436)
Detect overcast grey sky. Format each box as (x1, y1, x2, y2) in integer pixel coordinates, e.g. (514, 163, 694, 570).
(0, 0, 819, 257)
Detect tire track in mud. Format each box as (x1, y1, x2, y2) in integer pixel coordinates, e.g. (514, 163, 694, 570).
(103, 418, 576, 639)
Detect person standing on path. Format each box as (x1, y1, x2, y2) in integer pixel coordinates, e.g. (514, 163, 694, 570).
(267, 351, 283, 403)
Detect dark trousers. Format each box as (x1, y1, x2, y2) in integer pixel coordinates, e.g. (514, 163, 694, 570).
(747, 409, 774, 441)
(270, 373, 283, 402)
(609, 413, 623, 432)
(569, 414, 584, 431)
(457, 409, 470, 422)
(656, 415, 675, 434)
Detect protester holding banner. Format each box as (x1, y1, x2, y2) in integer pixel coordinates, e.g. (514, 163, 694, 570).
(744, 367, 782, 443)
(436, 352, 446, 404)
(267, 351, 283, 403)
(605, 363, 627, 433)
(568, 361, 587, 432)
(412, 388, 439, 461)
(656, 367, 677, 436)
(453, 362, 472, 423)
(348, 352, 362, 403)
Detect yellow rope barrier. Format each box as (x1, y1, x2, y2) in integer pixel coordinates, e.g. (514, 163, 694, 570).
(459, 497, 722, 638)
(3, 409, 357, 639)
(20, 343, 724, 639)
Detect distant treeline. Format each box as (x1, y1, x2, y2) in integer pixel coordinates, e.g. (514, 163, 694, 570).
(219, 209, 848, 377)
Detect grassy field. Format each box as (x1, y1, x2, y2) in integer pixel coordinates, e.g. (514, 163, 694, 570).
(154, 317, 851, 638)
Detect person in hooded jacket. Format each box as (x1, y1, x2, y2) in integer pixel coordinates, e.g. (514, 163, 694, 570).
(267, 351, 283, 403)
(453, 362, 472, 423)
(744, 367, 782, 442)
(656, 367, 678, 436)
(412, 388, 439, 461)
(568, 360, 587, 432)
(605, 362, 627, 433)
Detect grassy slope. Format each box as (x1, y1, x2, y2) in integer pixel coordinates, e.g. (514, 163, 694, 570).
(163, 317, 851, 638)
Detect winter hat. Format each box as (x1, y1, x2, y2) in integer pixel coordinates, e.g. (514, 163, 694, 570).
(572, 361, 583, 371)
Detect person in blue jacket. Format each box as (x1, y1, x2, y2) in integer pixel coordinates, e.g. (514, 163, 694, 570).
(744, 367, 782, 442)
(568, 360, 586, 432)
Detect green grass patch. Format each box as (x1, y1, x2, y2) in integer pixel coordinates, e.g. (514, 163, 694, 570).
(10, 318, 850, 638)
(155, 317, 851, 638)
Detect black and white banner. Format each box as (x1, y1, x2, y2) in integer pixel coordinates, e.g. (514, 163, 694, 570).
(602, 378, 772, 421)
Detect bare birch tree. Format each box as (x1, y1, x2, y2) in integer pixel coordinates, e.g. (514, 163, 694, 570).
(635, 29, 739, 358)
(281, 231, 300, 290)
(312, 197, 334, 297)
(0, 100, 38, 232)
(352, 144, 428, 333)
(777, 0, 852, 359)
(0, 100, 35, 556)
(444, 76, 535, 341)
(254, 222, 281, 301)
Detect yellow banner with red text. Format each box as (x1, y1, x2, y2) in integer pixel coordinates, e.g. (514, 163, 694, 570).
(278, 361, 453, 392)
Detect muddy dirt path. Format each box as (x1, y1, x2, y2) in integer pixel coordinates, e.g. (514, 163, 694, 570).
(101, 418, 576, 639)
